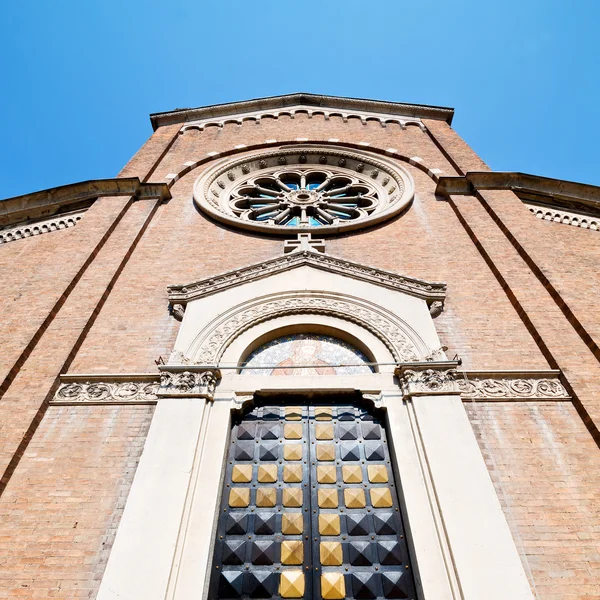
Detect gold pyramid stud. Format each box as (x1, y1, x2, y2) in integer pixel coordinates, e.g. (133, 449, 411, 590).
(318, 489, 339, 508)
(256, 487, 277, 507)
(316, 444, 336, 461)
(318, 513, 341, 536)
(231, 464, 252, 483)
(370, 487, 393, 508)
(344, 488, 366, 508)
(317, 465, 337, 484)
(285, 406, 303, 421)
(283, 488, 303, 508)
(284, 443, 303, 461)
(315, 423, 334, 440)
(321, 572, 346, 599)
(284, 423, 303, 439)
(282, 512, 304, 535)
(320, 541, 343, 566)
(367, 464, 388, 483)
(342, 465, 363, 483)
(281, 540, 304, 565)
(257, 464, 277, 483)
(228, 487, 250, 507)
(283, 464, 303, 483)
(315, 407, 332, 421)
(280, 570, 305, 598)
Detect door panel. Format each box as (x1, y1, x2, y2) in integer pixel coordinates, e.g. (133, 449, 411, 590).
(209, 402, 416, 600)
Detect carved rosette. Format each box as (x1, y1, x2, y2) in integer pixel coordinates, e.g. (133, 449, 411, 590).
(158, 369, 220, 400)
(457, 377, 568, 399)
(398, 367, 460, 397)
(54, 380, 159, 404)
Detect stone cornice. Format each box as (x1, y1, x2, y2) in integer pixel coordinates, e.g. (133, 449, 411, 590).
(167, 251, 447, 306)
(436, 172, 600, 216)
(0, 178, 171, 228)
(150, 93, 455, 130)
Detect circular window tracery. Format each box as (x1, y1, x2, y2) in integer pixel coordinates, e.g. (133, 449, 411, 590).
(194, 147, 414, 235)
(229, 168, 379, 227)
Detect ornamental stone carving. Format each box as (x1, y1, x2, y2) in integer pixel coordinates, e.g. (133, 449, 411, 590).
(168, 252, 446, 306)
(158, 369, 220, 400)
(53, 379, 159, 404)
(398, 367, 459, 397)
(191, 295, 423, 365)
(457, 375, 568, 399)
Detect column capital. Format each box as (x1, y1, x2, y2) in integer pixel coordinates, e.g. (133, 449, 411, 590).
(395, 361, 461, 397)
(157, 366, 220, 401)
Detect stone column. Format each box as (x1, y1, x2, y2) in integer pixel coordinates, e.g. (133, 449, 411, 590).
(395, 365, 535, 600)
(96, 369, 222, 600)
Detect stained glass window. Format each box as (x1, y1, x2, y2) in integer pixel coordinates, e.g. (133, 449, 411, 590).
(240, 333, 374, 376)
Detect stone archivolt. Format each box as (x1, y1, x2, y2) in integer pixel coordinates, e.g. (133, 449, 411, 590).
(189, 293, 425, 365)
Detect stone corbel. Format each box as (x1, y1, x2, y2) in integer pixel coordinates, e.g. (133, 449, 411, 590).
(170, 303, 186, 322)
(396, 361, 461, 397)
(157, 367, 221, 401)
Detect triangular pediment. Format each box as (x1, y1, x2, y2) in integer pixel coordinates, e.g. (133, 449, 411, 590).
(168, 251, 446, 307)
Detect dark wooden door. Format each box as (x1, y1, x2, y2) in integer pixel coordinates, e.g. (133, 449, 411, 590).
(209, 401, 416, 599)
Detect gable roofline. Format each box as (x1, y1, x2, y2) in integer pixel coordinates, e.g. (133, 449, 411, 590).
(150, 92, 455, 130)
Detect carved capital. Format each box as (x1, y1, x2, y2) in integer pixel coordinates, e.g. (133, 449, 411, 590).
(157, 368, 220, 400)
(397, 365, 460, 397)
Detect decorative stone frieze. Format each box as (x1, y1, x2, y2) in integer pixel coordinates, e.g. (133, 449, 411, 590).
(457, 372, 569, 400)
(157, 368, 220, 400)
(53, 376, 160, 404)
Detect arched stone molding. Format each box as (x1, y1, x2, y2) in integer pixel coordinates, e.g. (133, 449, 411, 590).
(223, 314, 393, 371)
(183, 291, 427, 367)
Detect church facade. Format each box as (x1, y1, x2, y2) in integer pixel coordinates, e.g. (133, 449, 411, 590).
(0, 93, 599, 600)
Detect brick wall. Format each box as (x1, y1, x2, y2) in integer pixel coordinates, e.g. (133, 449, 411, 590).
(0, 405, 153, 599)
(466, 401, 600, 600)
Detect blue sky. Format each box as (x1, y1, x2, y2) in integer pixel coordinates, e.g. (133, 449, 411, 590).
(1, 0, 598, 198)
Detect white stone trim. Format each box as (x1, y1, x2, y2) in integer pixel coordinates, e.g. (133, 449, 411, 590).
(167, 251, 446, 305)
(0, 208, 85, 244)
(96, 398, 210, 600)
(526, 202, 599, 231)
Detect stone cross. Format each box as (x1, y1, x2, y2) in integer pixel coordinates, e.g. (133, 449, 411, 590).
(283, 233, 326, 254)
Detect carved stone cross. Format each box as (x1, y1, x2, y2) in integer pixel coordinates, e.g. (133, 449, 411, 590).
(283, 233, 326, 254)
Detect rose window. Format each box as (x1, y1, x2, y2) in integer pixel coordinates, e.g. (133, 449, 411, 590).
(229, 169, 378, 227)
(194, 147, 414, 234)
